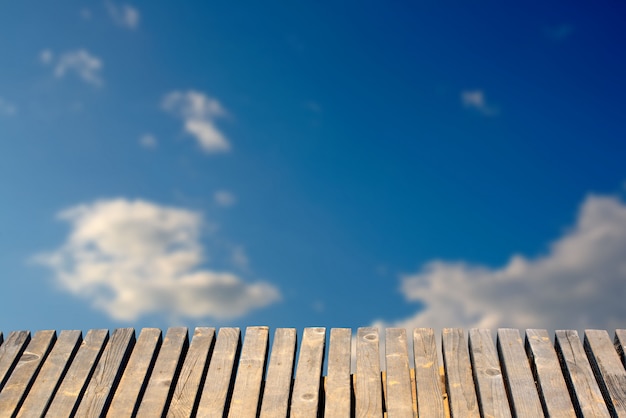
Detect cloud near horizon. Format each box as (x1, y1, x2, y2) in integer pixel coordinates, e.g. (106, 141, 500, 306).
(35, 198, 280, 321)
(162, 90, 231, 153)
(379, 194, 626, 332)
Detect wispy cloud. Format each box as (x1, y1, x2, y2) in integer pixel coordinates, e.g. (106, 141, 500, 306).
(379, 194, 626, 331)
(139, 133, 157, 149)
(105, 1, 140, 29)
(41, 49, 103, 87)
(461, 89, 498, 116)
(35, 198, 280, 321)
(0, 97, 17, 116)
(214, 190, 236, 207)
(162, 90, 231, 153)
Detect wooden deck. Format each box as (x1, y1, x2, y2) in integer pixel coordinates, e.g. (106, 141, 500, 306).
(0, 327, 625, 417)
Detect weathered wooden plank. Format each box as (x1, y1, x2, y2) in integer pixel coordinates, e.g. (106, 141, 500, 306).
(74, 328, 135, 417)
(259, 328, 297, 418)
(106, 328, 162, 416)
(413, 328, 444, 418)
(615, 329, 626, 368)
(0, 331, 30, 391)
(496, 328, 543, 417)
(136, 327, 188, 417)
(584, 329, 626, 416)
(385, 328, 413, 417)
(290, 327, 326, 418)
(45, 329, 109, 417)
(0, 330, 56, 417)
(323, 328, 351, 418)
(16, 330, 81, 417)
(167, 327, 215, 418)
(196, 327, 241, 417)
(555, 329, 610, 417)
(227, 326, 269, 418)
(524, 329, 576, 418)
(355, 327, 382, 418)
(468, 328, 511, 418)
(442, 328, 480, 417)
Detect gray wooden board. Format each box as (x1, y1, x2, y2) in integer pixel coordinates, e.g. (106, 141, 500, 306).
(259, 328, 297, 418)
(227, 326, 269, 418)
(167, 327, 215, 418)
(290, 327, 326, 418)
(136, 327, 188, 417)
(196, 327, 241, 418)
(413, 328, 445, 418)
(16, 330, 82, 418)
(0, 331, 30, 391)
(468, 329, 511, 418)
(555, 330, 610, 417)
(355, 327, 383, 418)
(106, 328, 162, 416)
(0, 330, 56, 417)
(442, 328, 480, 417)
(323, 328, 351, 418)
(496, 329, 543, 417)
(74, 328, 135, 417)
(45, 329, 109, 417)
(615, 330, 626, 368)
(385, 328, 414, 417)
(524, 329, 576, 418)
(584, 329, 626, 416)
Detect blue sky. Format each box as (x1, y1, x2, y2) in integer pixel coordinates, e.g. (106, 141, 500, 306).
(1, 1, 626, 334)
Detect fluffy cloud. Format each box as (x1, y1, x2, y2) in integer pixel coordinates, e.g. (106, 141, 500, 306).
(0, 97, 17, 116)
(382, 194, 626, 331)
(35, 199, 280, 321)
(162, 90, 231, 153)
(214, 190, 236, 208)
(41, 49, 103, 87)
(105, 1, 140, 29)
(461, 90, 498, 116)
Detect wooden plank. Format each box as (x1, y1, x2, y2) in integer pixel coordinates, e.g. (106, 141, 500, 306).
(496, 328, 543, 417)
(167, 327, 216, 418)
(136, 327, 188, 417)
(0, 331, 30, 391)
(584, 329, 626, 416)
(555, 329, 610, 417)
(615, 329, 626, 368)
(74, 328, 135, 417)
(524, 329, 576, 418)
(355, 327, 382, 418)
(323, 328, 351, 418)
(441, 328, 479, 417)
(290, 327, 326, 418)
(385, 328, 413, 417)
(227, 326, 269, 418)
(45, 329, 109, 417)
(0, 330, 56, 417)
(106, 328, 162, 416)
(468, 328, 511, 418)
(196, 327, 241, 417)
(259, 328, 297, 418)
(16, 330, 82, 417)
(413, 328, 444, 418)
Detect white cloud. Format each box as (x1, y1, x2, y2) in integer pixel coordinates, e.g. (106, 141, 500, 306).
(162, 90, 231, 153)
(42, 49, 103, 87)
(381, 194, 626, 331)
(139, 134, 157, 149)
(214, 190, 236, 207)
(105, 1, 140, 29)
(461, 90, 498, 116)
(35, 199, 280, 321)
(0, 97, 17, 116)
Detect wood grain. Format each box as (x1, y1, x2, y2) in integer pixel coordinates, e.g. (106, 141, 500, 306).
(468, 328, 511, 418)
(106, 328, 162, 416)
(355, 327, 383, 418)
(324, 328, 351, 418)
(259, 328, 297, 418)
(167, 327, 215, 418)
(524, 329, 575, 418)
(385, 328, 413, 417)
(413, 328, 445, 418)
(442, 328, 480, 417)
(0, 331, 30, 391)
(290, 327, 326, 418)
